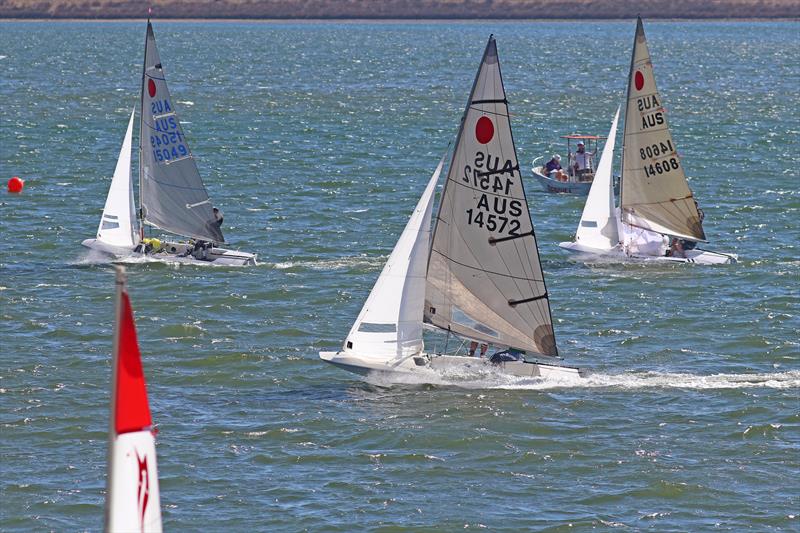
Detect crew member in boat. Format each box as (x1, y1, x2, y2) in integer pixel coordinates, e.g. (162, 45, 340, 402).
(571, 141, 595, 180)
(667, 238, 686, 258)
(187, 207, 223, 260)
(679, 200, 703, 251)
(544, 154, 568, 182)
(468, 341, 488, 358)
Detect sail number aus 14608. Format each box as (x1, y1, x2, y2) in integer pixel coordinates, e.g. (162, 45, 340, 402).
(643, 158, 679, 177)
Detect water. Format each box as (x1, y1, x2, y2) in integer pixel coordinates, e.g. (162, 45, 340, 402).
(1, 20, 798, 531)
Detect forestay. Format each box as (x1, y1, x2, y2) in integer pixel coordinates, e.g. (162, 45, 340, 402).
(139, 21, 224, 243)
(343, 154, 446, 359)
(425, 36, 557, 358)
(96, 110, 139, 249)
(620, 17, 706, 242)
(574, 107, 620, 251)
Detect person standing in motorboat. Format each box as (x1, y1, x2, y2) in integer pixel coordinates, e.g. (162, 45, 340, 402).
(571, 141, 595, 180)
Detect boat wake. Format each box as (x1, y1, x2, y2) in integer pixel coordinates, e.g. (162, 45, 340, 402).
(364, 368, 800, 391)
(270, 255, 387, 272)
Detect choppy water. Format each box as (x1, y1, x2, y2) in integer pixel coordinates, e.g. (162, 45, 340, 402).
(1, 20, 798, 531)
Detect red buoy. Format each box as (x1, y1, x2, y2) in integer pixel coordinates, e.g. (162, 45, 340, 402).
(7, 176, 24, 193)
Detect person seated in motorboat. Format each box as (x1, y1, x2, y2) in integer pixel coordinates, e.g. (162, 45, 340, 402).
(571, 141, 595, 181)
(544, 154, 568, 182)
(490, 348, 525, 364)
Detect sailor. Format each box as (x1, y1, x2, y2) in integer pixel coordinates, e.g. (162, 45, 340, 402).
(668, 238, 686, 258)
(572, 141, 594, 178)
(212, 207, 223, 229)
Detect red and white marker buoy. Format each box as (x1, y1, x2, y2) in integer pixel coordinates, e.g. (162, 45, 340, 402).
(7, 176, 24, 193)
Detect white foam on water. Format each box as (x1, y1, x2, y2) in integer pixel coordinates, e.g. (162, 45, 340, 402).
(364, 367, 800, 391)
(271, 255, 387, 271)
(492, 370, 800, 391)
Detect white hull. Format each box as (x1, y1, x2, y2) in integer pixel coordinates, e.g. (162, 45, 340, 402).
(558, 241, 737, 265)
(319, 351, 584, 381)
(82, 238, 257, 266)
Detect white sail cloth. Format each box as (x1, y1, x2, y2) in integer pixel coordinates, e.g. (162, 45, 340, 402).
(425, 37, 557, 357)
(96, 110, 139, 249)
(574, 108, 620, 251)
(620, 17, 705, 243)
(342, 155, 446, 360)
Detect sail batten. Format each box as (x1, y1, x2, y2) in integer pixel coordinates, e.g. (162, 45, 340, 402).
(620, 17, 706, 243)
(425, 36, 558, 358)
(138, 22, 224, 244)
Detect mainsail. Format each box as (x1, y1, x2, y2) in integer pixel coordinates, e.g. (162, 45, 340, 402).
(620, 17, 706, 242)
(139, 21, 224, 243)
(574, 107, 621, 251)
(106, 267, 162, 533)
(425, 36, 557, 358)
(343, 154, 446, 359)
(96, 110, 139, 249)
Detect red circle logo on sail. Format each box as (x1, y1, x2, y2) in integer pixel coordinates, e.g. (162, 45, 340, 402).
(148, 79, 157, 98)
(634, 71, 644, 91)
(475, 116, 494, 144)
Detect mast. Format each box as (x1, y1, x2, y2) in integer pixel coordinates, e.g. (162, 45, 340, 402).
(104, 265, 125, 530)
(137, 17, 149, 241)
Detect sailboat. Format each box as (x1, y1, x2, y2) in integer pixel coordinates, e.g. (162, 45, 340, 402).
(320, 36, 582, 381)
(83, 20, 257, 266)
(105, 266, 162, 533)
(560, 18, 736, 265)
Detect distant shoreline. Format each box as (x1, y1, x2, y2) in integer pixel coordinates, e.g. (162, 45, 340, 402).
(1, 17, 798, 22)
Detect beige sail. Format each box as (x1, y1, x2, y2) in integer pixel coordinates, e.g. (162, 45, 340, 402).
(620, 18, 706, 242)
(425, 36, 557, 358)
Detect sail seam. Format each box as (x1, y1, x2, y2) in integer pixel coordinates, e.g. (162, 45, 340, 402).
(430, 249, 545, 283)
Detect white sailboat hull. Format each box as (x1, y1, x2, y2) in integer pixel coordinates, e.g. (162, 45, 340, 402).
(82, 238, 257, 266)
(558, 241, 737, 265)
(319, 351, 584, 381)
